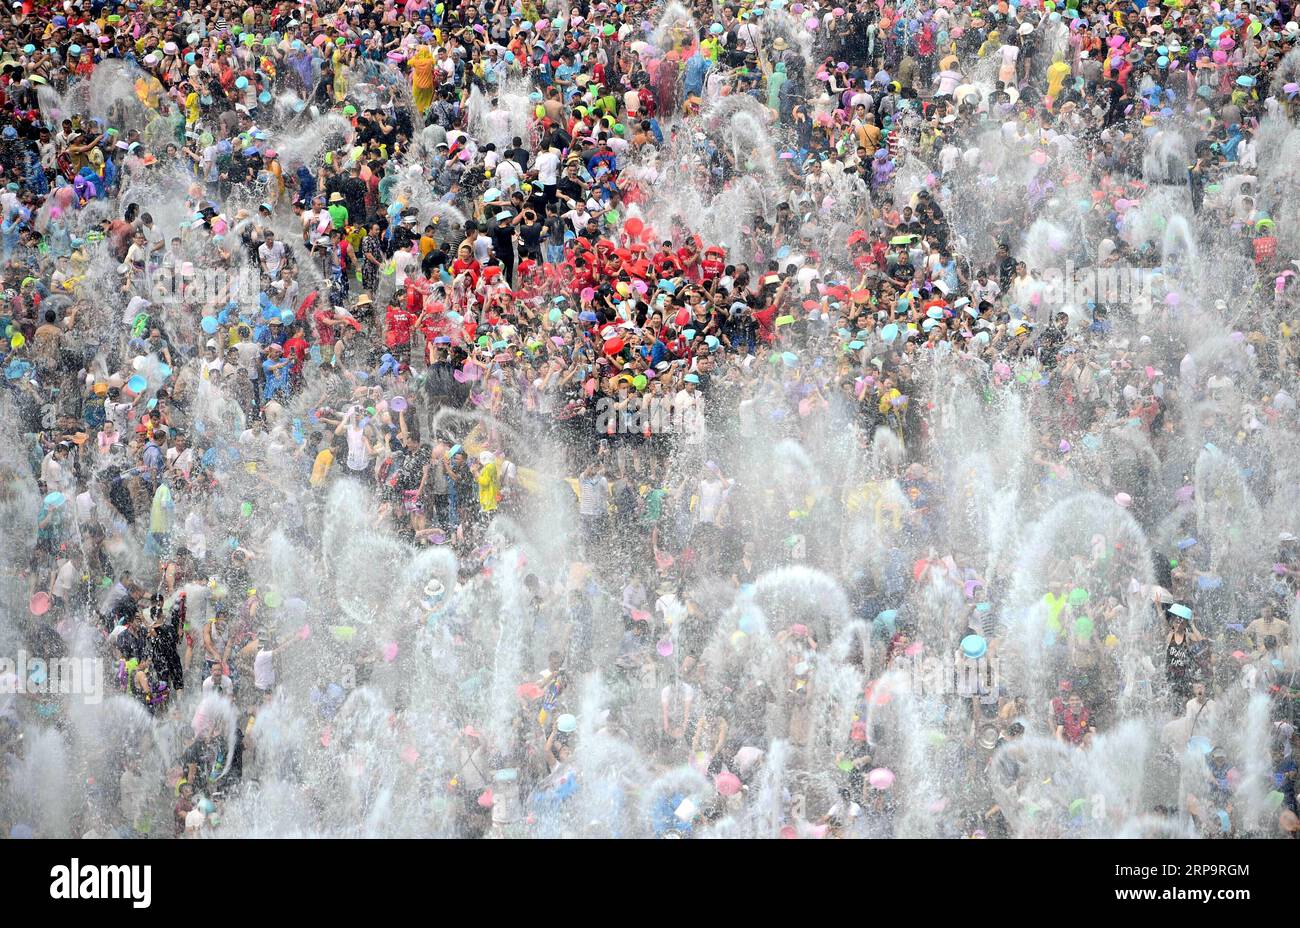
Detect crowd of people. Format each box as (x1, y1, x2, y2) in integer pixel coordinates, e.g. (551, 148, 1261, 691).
(0, 0, 1298, 839)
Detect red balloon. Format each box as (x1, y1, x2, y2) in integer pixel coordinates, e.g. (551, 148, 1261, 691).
(603, 337, 625, 355)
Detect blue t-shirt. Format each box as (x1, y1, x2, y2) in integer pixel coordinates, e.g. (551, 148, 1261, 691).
(684, 54, 710, 96)
(262, 357, 291, 399)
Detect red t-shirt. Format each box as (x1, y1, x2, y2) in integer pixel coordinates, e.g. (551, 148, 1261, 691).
(753, 306, 777, 343)
(653, 252, 681, 277)
(1253, 235, 1277, 266)
(313, 308, 338, 345)
(1060, 706, 1090, 744)
(283, 335, 309, 375)
(677, 248, 702, 283)
(451, 258, 480, 287)
(386, 305, 417, 347)
(296, 289, 319, 322)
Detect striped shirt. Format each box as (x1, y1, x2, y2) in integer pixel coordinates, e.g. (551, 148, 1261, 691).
(578, 475, 607, 516)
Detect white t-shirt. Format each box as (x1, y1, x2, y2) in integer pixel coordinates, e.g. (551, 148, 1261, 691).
(202, 674, 233, 697)
(697, 478, 727, 525)
(346, 422, 371, 471)
(303, 208, 329, 245)
(52, 559, 78, 599)
(1206, 374, 1233, 401)
(254, 649, 276, 690)
(534, 150, 560, 186)
(184, 515, 208, 562)
(971, 278, 1000, 304)
(394, 248, 419, 288)
(234, 341, 261, 381)
(258, 240, 286, 276)
(41, 454, 75, 495)
(171, 447, 196, 480)
(75, 490, 96, 527)
(673, 390, 706, 443)
(493, 157, 520, 190)
(202, 357, 226, 381)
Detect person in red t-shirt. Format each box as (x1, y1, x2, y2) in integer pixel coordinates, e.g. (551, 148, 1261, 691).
(653, 241, 681, 278)
(282, 324, 310, 388)
(676, 239, 702, 283)
(700, 247, 726, 282)
(296, 288, 319, 324)
(451, 242, 481, 288)
(313, 304, 359, 363)
(385, 299, 418, 360)
(752, 304, 778, 344)
(313, 305, 339, 361)
(1055, 692, 1092, 746)
(1253, 231, 1278, 267)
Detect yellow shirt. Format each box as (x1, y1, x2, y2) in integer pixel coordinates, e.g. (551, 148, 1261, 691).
(477, 461, 501, 512)
(267, 159, 283, 198)
(1046, 60, 1071, 99)
(310, 449, 334, 487)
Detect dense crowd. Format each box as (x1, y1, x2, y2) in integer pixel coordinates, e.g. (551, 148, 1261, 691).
(0, 0, 1298, 838)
